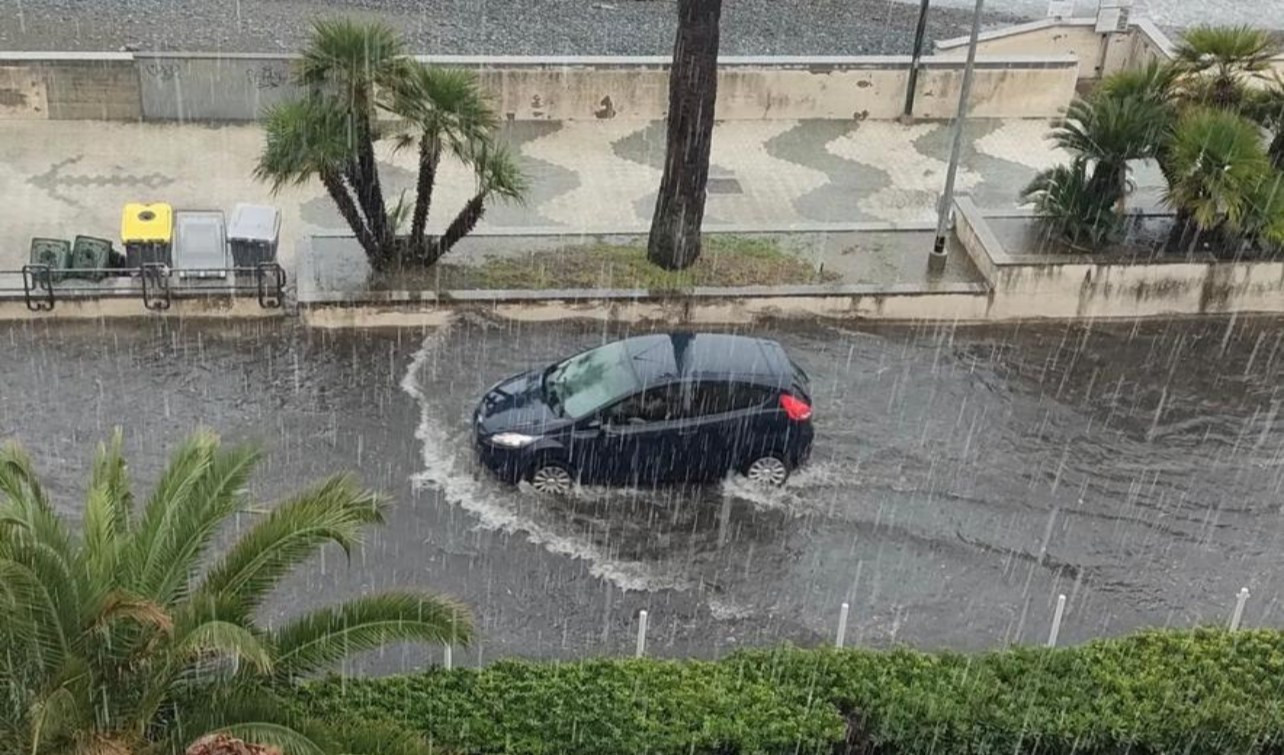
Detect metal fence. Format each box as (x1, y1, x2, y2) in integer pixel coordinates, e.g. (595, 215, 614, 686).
(4, 262, 286, 313)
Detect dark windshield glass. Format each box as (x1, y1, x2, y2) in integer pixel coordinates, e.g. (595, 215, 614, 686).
(546, 342, 641, 419)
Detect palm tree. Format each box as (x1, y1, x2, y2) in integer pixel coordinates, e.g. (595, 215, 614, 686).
(0, 430, 470, 755)
(1174, 25, 1279, 109)
(1049, 95, 1171, 212)
(384, 63, 527, 266)
(647, 0, 723, 271)
(295, 19, 406, 248)
(1164, 108, 1271, 252)
(255, 19, 527, 271)
(1022, 159, 1121, 251)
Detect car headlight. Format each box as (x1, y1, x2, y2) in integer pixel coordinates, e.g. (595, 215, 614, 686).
(488, 432, 539, 448)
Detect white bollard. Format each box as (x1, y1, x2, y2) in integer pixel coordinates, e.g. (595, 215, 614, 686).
(1046, 594, 1067, 648)
(443, 645, 453, 670)
(836, 602, 850, 648)
(635, 610, 648, 658)
(1229, 587, 1250, 631)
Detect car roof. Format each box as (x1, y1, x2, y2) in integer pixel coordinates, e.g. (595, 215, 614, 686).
(619, 333, 792, 387)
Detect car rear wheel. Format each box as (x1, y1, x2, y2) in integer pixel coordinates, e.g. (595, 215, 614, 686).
(743, 454, 789, 487)
(528, 460, 575, 496)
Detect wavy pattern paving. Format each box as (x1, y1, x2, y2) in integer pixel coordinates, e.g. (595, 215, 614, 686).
(705, 121, 831, 227)
(827, 121, 981, 224)
(524, 121, 660, 229)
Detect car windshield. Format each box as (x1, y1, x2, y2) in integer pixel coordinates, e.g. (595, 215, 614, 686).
(544, 342, 641, 419)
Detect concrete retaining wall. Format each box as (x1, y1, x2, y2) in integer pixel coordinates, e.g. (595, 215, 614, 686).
(0, 50, 1079, 122)
(938, 16, 1284, 85)
(954, 196, 1284, 319)
(0, 53, 140, 120)
(136, 53, 299, 122)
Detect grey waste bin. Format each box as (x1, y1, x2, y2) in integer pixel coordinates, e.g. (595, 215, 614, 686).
(173, 211, 229, 279)
(227, 204, 280, 267)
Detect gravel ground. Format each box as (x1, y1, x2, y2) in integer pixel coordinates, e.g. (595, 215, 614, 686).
(1, 0, 1023, 54)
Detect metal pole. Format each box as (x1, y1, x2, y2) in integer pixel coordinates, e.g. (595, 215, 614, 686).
(635, 609, 648, 657)
(902, 0, 932, 120)
(929, 0, 985, 274)
(1046, 594, 1066, 647)
(1229, 587, 1249, 631)
(836, 602, 850, 648)
(443, 645, 453, 670)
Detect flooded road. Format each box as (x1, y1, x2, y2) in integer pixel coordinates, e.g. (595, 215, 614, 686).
(1, 316, 1281, 667)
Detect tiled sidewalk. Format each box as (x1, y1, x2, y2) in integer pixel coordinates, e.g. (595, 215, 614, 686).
(0, 117, 1149, 276)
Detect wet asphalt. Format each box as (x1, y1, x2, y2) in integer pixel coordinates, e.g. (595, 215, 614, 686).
(1, 315, 1281, 670)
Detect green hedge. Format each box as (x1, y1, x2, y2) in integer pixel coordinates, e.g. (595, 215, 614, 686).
(292, 629, 1284, 754)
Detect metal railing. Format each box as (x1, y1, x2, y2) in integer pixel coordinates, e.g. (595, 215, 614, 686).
(9, 262, 287, 313)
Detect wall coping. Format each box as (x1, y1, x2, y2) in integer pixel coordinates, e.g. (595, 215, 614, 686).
(935, 16, 1097, 52)
(4, 50, 1078, 70)
(0, 51, 134, 61)
(296, 280, 989, 306)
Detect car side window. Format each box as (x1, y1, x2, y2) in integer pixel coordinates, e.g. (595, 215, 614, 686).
(605, 383, 684, 425)
(689, 382, 774, 417)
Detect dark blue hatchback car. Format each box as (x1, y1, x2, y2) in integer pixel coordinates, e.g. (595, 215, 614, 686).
(474, 333, 813, 494)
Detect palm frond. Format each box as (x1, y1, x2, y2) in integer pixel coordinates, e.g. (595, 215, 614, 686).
(0, 442, 75, 565)
(82, 432, 133, 590)
(1098, 60, 1179, 106)
(91, 589, 173, 634)
(385, 62, 498, 158)
(178, 621, 273, 674)
(326, 721, 436, 755)
(0, 557, 72, 674)
(297, 18, 404, 96)
(1164, 107, 1270, 231)
(197, 475, 383, 619)
(130, 437, 260, 603)
(472, 142, 530, 204)
(1052, 95, 1169, 164)
(1175, 25, 1279, 74)
(271, 592, 473, 680)
(1021, 159, 1120, 251)
(256, 98, 362, 194)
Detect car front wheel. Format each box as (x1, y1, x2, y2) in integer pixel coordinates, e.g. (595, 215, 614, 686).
(528, 460, 575, 496)
(742, 454, 789, 487)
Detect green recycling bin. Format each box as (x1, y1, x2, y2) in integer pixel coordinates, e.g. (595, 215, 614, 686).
(29, 238, 69, 285)
(68, 235, 114, 281)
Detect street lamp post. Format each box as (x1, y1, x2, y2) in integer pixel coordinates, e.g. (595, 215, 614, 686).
(928, 0, 985, 274)
(901, 0, 932, 120)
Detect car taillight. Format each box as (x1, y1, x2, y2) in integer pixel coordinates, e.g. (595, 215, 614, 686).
(780, 393, 812, 421)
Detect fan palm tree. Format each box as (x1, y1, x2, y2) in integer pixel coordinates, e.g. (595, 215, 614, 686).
(1164, 108, 1271, 251)
(1021, 158, 1121, 251)
(385, 63, 497, 248)
(255, 19, 527, 271)
(0, 431, 471, 755)
(1174, 25, 1280, 110)
(294, 19, 406, 248)
(1098, 60, 1180, 107)
(1049, 95, 1171, 212)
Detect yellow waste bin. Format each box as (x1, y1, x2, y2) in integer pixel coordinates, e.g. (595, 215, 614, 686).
(121, 203, 174, 267)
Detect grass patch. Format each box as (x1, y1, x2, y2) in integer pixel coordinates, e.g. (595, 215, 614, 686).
(374, 236, 838, 291)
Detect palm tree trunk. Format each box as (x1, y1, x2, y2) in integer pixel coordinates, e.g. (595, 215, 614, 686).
(349, 89, 389, 249)
(422, 195, 485, 267)
(411, 136, 442, 246)
(322, 171, 380, 261)
(647, 0, 722, 271)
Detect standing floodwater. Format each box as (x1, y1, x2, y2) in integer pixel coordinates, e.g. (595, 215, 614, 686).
(1, 316, 1280, 666)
